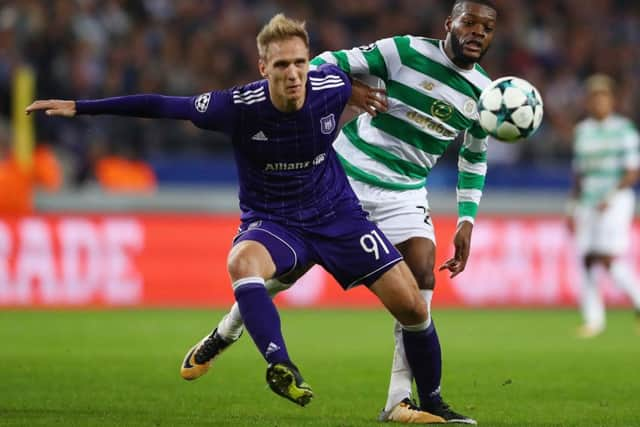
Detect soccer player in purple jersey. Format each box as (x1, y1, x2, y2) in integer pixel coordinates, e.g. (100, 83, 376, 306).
(27, 14, 443, 417)
(165, 3, 496, 424)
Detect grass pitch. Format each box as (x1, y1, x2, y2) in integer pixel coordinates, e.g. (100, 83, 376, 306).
(1, 309, 639, 426)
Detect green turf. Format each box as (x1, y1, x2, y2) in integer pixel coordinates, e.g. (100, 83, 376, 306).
(1, 309, 639, 426)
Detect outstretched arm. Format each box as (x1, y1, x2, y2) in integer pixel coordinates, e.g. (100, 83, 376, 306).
(26, 92, 235, 132)
(26, 95, 195, 120)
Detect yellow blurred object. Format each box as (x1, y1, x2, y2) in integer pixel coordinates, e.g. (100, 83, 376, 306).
(12, 66, 35, 172)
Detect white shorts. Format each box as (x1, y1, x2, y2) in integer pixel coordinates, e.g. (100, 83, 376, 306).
(575, 189, 636, 256)
(348, 177, 435, 246)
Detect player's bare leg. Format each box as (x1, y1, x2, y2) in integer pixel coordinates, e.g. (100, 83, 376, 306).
(607, 256, 640, 333)
(183, 241, 312, 406)
(577, 254, 606, 338)
(229, 241, 313, 406)
(369, 262, 450, 424)
(181, 268, 308, 381)
(379, 237, 476, 424)
(581, 253, 640, 335)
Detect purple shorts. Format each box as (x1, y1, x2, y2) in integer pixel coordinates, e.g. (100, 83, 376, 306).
(233, 215, 402, 289)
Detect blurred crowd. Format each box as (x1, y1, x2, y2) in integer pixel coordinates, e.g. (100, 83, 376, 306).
(0, 0, 639, 189)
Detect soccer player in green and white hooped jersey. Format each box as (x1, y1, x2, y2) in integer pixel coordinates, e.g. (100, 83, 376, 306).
(183, 1, 497, 424)
(308, 1, 495, 423)
(567, 74, 640, 338)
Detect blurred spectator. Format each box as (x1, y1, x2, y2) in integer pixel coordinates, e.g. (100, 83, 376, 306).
(0, 118, 62, 214)
(1, 0, 639, 186)
(95, 154, 156, 194)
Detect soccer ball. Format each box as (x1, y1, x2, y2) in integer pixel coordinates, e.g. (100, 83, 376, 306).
(477, 76, 544, 142)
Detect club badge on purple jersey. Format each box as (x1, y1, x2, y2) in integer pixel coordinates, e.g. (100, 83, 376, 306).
(320, 113, 336, 134)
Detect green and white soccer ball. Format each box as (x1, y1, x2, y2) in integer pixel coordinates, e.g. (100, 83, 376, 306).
(477, 76, 544, 142)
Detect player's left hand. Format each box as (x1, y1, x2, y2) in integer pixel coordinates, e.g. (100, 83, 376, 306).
(439, 221, 473, 278)
(348, 79, 388, 117)
(25, 99, 76, 117)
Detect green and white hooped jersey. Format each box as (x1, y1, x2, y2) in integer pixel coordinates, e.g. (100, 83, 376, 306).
(311, 36, 491, 223)
(573, 114, 640, 205)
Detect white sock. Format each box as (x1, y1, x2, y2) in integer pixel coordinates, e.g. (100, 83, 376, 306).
(610, 261, 640, 310)
(421, 289, 434, 314)
(217, 278, 291, 341)
(579, 266, 605, 330)
(384, 290, 433, 411)
(216, 303, 244, 341)
(384, 321, 413, 412)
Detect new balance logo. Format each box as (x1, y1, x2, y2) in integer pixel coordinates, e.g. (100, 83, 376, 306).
(252, 131, 268, 141)
(265, 342, 281, 357)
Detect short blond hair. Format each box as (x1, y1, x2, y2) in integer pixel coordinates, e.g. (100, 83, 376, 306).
(585, 73, 615, 95)
(256, 13, 309, 60)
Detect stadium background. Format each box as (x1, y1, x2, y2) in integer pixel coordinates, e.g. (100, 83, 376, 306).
(0, 0, 638, 308)
(2, 2, 640, 427)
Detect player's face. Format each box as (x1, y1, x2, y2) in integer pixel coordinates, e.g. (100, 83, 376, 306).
(587, 91, 614, 120)
(445, 2, 497, 69)
(259, 37, 309, 112)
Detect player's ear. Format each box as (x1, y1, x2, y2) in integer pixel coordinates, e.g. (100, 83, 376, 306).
(258, 59, 267, 78)
(445, 16, 453, 33)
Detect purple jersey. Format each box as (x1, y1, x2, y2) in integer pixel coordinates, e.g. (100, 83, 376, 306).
(74, 64, 403, 288)
(77, 64, 360, 227)
(192, 65, 359, 226)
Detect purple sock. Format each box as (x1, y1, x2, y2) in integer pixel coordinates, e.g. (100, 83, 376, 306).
(234, 279, 290, 365)
(402, 320, 442, 408)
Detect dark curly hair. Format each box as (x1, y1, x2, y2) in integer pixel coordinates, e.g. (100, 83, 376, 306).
(452, 0, 498, 16)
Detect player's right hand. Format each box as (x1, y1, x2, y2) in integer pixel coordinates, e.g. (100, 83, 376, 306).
(348, 79, 388, 117)
(25, 100, 76, 117)
(439, 221, 473, 278)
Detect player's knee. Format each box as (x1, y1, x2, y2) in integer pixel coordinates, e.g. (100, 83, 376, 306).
(413, 268, 435, 290)
(227, 254, 260, 281)
(398, 293, 428, 325)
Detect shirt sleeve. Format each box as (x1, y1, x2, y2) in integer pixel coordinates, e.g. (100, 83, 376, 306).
(310, 37, 397, 82)
(75, 91, 236, 133)
(309, 63, 353, 103)
(457, 124, 489, 225)
(623, 121, 640, 170)
(571, 125, 584, 174)
(187, 90, 236, 132)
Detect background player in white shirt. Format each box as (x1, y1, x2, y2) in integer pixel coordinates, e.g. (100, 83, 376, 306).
(567, 74, 640, 337)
